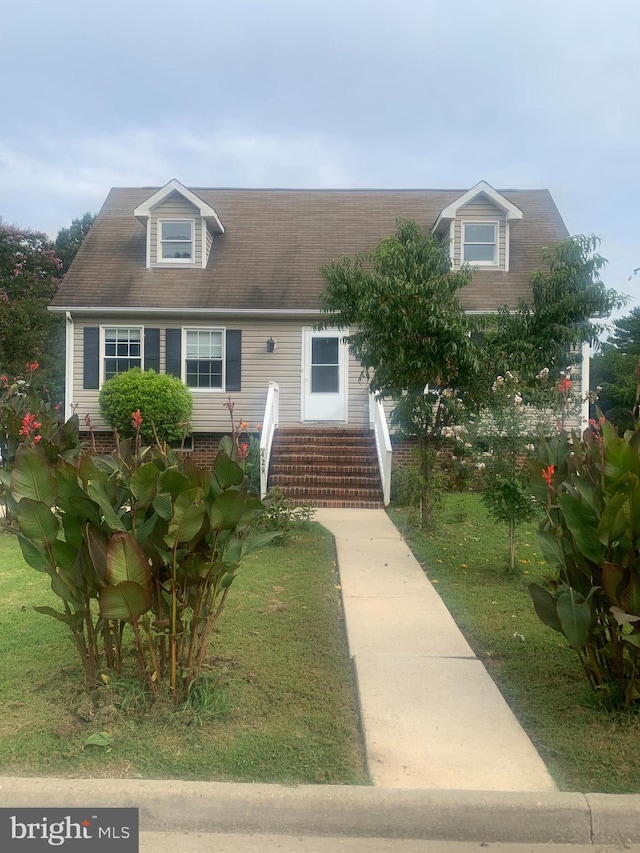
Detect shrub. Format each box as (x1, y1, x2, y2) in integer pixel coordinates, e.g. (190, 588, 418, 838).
(99, 369, 192, 444)
(529, 417, 640, 709)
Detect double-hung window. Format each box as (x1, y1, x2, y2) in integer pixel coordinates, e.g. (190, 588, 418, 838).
(159, 219, 194, 262)
(103, 327, 142, 380)
(185, 329, 224, 389)
(462, 222, 498, 265)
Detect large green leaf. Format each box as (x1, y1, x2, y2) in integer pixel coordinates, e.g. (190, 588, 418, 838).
(131, 462, 160, 506)
(86, 524, 109, 584)
(99, 581, 152, 620)
(605, 437, 640, 483)
(557, 588, 592, 651)
(33, 605, 82, 627)
(557, 493, 602, 563)
(209, 490, 246, 530)
(50, 570, 80, 604)
(52, 539, 79, 574)
(18, 535, 53, 572)
(152, 493, 172, 521)
(165, 488, 206, 547)
(16, 498, 59, 549)
(10, 445, 57, 506)
(87, 481, 127, 532)
(528, 583, 562, 633)
(158, 466, 191, 496)
(537, 530, 564, 569)
(106, 532, 152, 592)
(598, 490, 629, 546)
(211, 451, 244, 493)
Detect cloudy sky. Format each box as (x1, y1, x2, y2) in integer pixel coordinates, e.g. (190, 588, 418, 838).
(1, 0, 638, 314)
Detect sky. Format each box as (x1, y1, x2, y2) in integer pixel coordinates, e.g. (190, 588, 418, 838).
(0, 0, 638, 322)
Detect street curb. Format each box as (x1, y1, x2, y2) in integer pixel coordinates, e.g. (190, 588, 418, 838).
(2, 778, 640, 845)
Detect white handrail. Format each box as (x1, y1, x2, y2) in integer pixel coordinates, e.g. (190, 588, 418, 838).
(369, 392, 392, 506)
(259, 382, 279, 499)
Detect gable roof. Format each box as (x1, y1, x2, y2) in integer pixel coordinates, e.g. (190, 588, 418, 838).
(133, 178, 224, 234)
(433, 180, 524, 234)
(50, 186, 568, 315)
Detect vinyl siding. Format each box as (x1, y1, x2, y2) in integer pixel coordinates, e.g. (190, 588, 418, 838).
(72, 317, 370, 432)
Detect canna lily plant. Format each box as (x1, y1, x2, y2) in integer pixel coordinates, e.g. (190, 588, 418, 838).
(529, 415, 640, 708)
(0, 404, 276, 702)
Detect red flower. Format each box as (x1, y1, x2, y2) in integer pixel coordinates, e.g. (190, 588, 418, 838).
(131, 409, 143, 430)
(541, 464, 556, 487)
(25, 361, 39, 373)
(239, 442, 249, 460)
(558, 377, 571, 398)
(19, 412, 42, 438)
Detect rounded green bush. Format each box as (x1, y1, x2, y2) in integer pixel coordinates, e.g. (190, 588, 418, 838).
(99, 368, 192, 444)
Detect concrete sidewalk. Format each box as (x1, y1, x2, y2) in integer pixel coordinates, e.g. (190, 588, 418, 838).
(314, 508, 555, 792)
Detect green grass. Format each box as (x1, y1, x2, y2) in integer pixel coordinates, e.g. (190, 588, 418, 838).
(0, 525, 368, 784)
(390, 493, 640, 794)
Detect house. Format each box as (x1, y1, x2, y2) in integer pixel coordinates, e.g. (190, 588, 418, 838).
(49, 179, 576, 507)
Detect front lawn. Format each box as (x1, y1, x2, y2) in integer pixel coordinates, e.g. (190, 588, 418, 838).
(391, 493, 640, 794)
(0, 524, 368, 784)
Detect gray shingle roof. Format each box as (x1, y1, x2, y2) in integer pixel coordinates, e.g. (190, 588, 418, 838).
(50, 187, 569, 313)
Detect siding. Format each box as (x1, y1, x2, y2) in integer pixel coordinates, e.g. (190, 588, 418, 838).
(150, 194, 203, 267)
(72, 318, 371, 433)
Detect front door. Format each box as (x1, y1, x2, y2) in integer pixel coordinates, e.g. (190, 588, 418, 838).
(302, 329, 348, 422)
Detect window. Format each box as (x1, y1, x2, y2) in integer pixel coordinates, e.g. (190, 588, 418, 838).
(311, 336, 340, 393)
(103, 327, 141, 380)
(159, 219, 194, 261)
(185, 329, 224, 389)
(462, 222, 497, 264)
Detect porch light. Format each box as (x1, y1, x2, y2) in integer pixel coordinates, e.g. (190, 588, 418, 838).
(267, 337, 276, 353)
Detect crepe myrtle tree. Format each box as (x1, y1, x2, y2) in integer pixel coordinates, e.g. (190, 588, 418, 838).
(0, 220, 65, 399)
(320, 219, 481, 528)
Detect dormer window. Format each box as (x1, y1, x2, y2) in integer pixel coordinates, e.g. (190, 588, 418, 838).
(159, 219, 194, 262)
(462, 222, 498, 265)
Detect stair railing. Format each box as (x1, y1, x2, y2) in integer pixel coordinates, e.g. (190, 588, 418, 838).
(369, 392, 392, 506)
(260, 382, 280, 499)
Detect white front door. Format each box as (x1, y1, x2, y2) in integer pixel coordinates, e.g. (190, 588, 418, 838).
(302, 329, 348, 422)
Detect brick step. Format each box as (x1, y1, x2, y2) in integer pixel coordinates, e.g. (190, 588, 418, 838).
(267, 427, 383, 508)
(270, 462, 379, 476)
(273, 433, 372, 447)
(276, 485, 383, 500)
(271, 472, 382, 488)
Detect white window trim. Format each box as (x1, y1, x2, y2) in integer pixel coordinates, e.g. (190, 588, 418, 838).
(182, 326, 226, 392)
(157, 218, 195, 264)
(462, 220, 499, 266)
(100, 325, 144, 386)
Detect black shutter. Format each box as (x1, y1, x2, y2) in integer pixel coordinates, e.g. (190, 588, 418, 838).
(144, 328, 160, 372)
(166, 328, 182, 378)
(225, 330, 241, 391)
(83, 327, 100, 389)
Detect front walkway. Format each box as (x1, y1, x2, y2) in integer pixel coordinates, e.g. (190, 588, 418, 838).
(315, 508, 555, 791)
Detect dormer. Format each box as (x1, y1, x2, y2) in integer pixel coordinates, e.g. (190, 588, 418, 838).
(134, 179, 224, 269)
(433, 181, 523, 272)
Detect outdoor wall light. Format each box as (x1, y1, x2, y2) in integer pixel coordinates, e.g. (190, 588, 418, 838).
(267, 337, 276, 353)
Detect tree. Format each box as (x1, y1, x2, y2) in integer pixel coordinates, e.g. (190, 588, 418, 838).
(483, 235, 624, 383)
(0, 220, 65, 398)
(55, 212, 96, 274)
(590, 307, 640, 431)
(321, 219, 479, 528)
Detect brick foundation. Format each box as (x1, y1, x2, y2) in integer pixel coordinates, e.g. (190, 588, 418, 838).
(81, 432, 227, 469)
